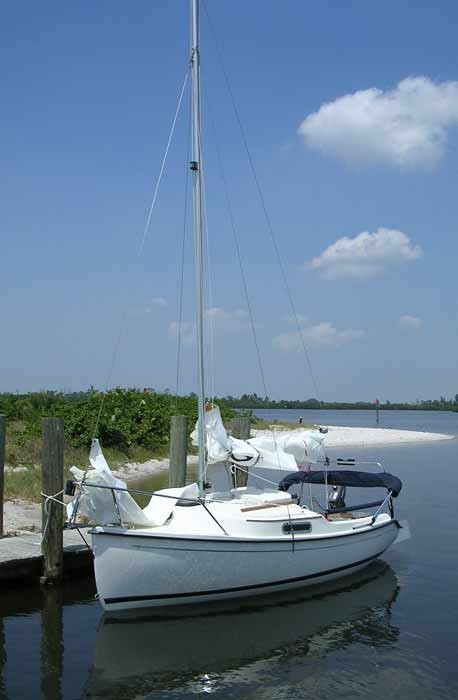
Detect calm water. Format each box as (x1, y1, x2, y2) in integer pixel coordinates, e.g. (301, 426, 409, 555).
(0, 410, 457, 699)
(253, 407, 458, 434)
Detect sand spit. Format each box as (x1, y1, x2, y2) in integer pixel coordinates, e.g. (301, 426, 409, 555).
(250, 425, 454, 449)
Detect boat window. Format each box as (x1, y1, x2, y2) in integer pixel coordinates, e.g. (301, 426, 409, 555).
(282, 521, 312, 534)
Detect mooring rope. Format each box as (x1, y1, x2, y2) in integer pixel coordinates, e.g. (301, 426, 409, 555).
(31, 489, 65, 546)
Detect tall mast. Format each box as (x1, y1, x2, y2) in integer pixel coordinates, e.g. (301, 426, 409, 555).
(190, 0, 206, 498)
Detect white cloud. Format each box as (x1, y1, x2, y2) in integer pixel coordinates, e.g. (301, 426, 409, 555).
(285, 313, 308, 326)
(307, 227, 422, 280)
(144, 296, 168, 313)
(205, 307, 248, 334)
(273, 322, 366, 352)
(150, 296, 167, 307)
(298, 76, 458, 169)
(169, 321, 195, 345)
(205, 307, 247, 323)
(399, 314, 423, 330)
(169, 307, 248, 344)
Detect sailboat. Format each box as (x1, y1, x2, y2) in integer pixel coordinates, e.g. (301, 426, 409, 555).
(67, 0, 408, 613)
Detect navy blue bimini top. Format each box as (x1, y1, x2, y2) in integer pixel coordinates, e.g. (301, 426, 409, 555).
(278, 469, 402, 497)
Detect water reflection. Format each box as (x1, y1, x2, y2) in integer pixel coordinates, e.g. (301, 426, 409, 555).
(85, 560, 399, 698)
(40, 588, 63, 700)
(0, 579, 97, 700)
(0, 620, 6, 699)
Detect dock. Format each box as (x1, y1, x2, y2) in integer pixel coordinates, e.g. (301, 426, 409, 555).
(0, 529, 93, 586)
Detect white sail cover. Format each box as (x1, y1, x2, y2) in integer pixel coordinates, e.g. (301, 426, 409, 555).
(67, 439, 198, 527)
(250, 430, 326, 469)
(191, 406, 233, 464)
(191, 406, 326, 471)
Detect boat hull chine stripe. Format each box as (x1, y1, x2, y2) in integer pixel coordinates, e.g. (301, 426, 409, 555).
(103, 549, 386, 605)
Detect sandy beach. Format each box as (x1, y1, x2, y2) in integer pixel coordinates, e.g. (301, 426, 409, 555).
(324, 424, 454, 447)
(111, 455, 199, 482)
(252, 424, 455, 449)
(3, 425, 453, 535)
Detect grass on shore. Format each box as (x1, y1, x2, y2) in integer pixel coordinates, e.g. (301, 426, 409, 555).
(4, 421, 170, 503)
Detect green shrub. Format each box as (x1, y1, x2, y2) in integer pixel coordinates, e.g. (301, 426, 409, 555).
(0, 389, 235, 453)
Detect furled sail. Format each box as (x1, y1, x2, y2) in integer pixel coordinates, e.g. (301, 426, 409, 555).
(249, 430, 326, 468)
(191, 406, 326, 471)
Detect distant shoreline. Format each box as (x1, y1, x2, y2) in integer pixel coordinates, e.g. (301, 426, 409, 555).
(232, 404, 458, 413)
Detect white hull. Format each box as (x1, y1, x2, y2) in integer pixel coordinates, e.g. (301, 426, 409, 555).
(91, 516, 399, 612)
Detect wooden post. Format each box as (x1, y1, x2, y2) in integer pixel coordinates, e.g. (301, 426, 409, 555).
(231, 415, 251, 488)
(0, 416, 5, 537)
(231, 415, 252, 441)
(231, 415, 241, 440)
(169, 415, 188, 488)
(41, 418, 64, 585)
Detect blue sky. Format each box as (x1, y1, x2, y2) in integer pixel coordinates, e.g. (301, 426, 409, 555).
(1, 0, 457, 402)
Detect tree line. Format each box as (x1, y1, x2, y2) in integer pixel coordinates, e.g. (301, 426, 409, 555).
(215, 393, 458, 412)
(0, 389, 235, 451)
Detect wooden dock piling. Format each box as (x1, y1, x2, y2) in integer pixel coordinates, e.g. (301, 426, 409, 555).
(231, 415, 251, 488)
(232, 415, 251, 441)
(0, 416, 5, 538)
(169, 415, 188, 488)
(41, 418, 64, 585)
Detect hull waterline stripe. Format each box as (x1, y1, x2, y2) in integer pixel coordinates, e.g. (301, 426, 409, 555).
(103, 548, 387, 605)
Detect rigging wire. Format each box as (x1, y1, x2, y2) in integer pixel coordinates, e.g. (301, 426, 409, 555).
(202, 0, 321, 405)
(201, 178, 216, 405)
(92, 67, 190, 440)
(174, 90, 193, 411)
(205, 92, 288, 485)
(206, 100, 270, 408)
(138, 70, 190, 257)
(201, 4, 308, 542)
(199, 114, 217, 405)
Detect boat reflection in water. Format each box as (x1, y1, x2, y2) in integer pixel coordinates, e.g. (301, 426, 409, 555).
(86, 560, 400, 698)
